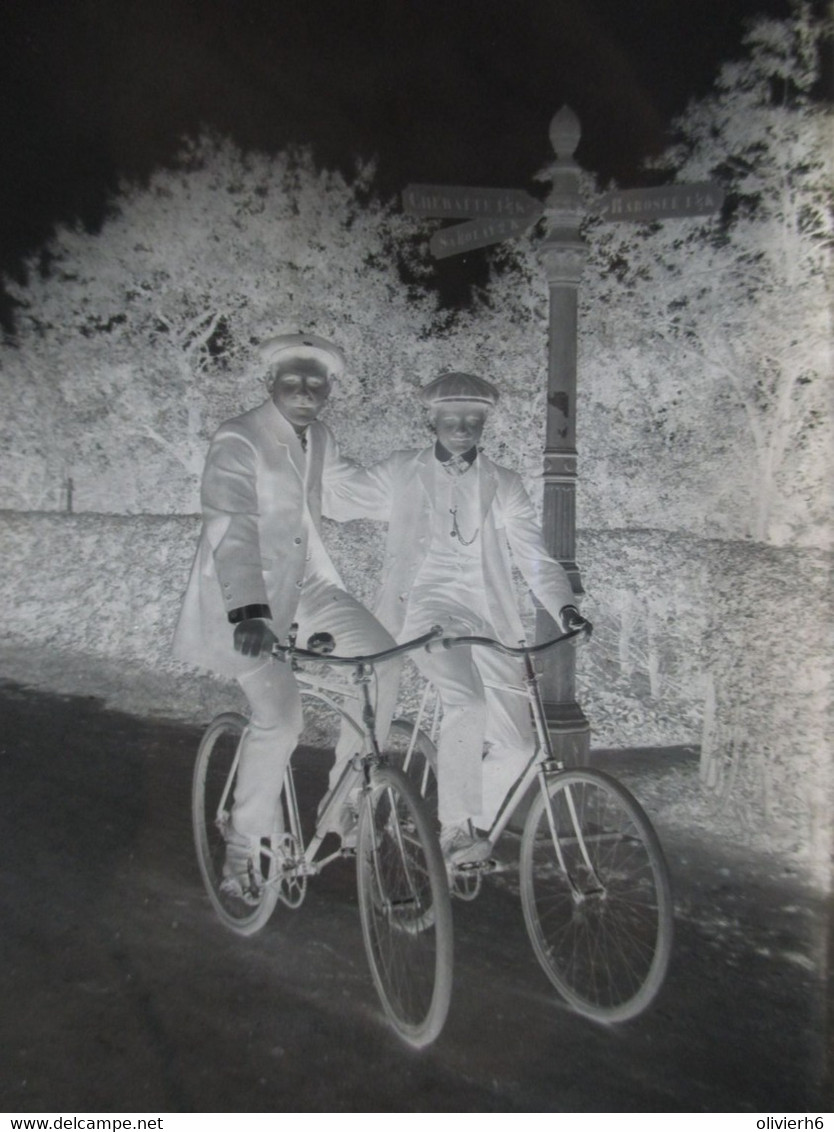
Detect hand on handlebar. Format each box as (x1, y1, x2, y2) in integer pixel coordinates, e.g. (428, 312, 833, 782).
(233, 617, 278, 658)
(306, 632, 336, 655)
(560, 605, 592, 642)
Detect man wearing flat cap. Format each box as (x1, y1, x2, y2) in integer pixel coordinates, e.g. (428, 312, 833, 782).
(325, 371, 588, 865)
(173, 333, 399, 901)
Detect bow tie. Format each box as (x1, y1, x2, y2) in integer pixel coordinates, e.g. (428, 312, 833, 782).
(440, 454, 473, 477)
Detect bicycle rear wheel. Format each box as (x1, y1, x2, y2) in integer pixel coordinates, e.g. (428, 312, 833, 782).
(520, 768, 673, 1022)
(356, 766, 454, 1048)
(192, 712, 279, 937)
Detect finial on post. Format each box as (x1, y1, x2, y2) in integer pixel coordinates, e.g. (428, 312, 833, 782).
(539, 105, 585, 255)
(549, 106, 581, 162)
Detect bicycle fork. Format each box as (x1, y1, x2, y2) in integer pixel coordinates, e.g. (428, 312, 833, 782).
(378, 784, 429, 918)
(536, 771, 605, 903)
(524, 652, 605, 903)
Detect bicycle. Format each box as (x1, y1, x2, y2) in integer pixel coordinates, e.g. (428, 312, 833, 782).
(385, 625, 674, 1024)
(192, 624, 454, 1049)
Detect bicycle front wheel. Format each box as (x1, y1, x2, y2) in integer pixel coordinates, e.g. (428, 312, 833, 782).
(192, 712, 279, 937)
(356, 766, 454, 1048)
(520, 769, 673, 1022)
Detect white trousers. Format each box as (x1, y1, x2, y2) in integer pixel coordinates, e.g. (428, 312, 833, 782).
(401, 585, 534, 830)
(232, 576, 400, 839)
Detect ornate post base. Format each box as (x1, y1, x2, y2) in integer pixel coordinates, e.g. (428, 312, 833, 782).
(542, 701, 591, 765)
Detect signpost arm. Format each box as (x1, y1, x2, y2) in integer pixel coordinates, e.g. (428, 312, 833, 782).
(535, 106, 591, 766)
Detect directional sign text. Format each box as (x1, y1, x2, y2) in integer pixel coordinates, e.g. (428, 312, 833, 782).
(429, 214, 539, 259)
(598, 181, 724, 222)
(403, 183, 542, 221)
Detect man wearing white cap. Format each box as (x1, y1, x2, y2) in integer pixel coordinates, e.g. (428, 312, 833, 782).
(324, 372, 588, 865)
(173, 333, 399, 902)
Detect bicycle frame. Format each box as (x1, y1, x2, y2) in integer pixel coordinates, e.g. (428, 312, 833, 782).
(358, 623, 674, 1024)
(398, 628, 595, 861)
(261, 627, 445, 882)
(194, 624, 456, 1046)
(269, 670, 375, 878)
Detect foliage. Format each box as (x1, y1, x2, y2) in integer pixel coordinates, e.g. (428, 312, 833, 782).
(0, 137, 474, 513)
(580, 4, 833, 547)
(1, 9, 830, 543)
(455, 6, 833, 549)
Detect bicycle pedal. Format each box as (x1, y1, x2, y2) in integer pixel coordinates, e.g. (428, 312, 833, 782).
(454, 856, 499, 875)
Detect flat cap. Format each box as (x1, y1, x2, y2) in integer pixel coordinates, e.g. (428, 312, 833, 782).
(419, 372, 499, 409)
(259, 333, 346, 380)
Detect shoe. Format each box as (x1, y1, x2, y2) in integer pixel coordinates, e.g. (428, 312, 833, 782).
(220, 827, 264, 906)
(440, 822, 491, 866)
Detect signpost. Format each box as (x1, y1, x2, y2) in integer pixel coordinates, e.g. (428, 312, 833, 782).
(402, 179, 725, 260)
(401, 116, 724, 779)
(535, 106, 589, 768)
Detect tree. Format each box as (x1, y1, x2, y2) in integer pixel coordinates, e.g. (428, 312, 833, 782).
(573, 3, 832, 856)
(3, 11, 829, 535)
(580, 3, 832, 549)
(0, 136, 475, 514)
(454, 7, 832, 552)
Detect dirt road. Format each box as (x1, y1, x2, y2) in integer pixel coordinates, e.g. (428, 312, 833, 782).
(0, 681, 829, 1112)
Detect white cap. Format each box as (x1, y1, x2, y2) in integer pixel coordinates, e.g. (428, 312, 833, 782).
(419, 372, 499, 409)
(259, 333, 346, 379)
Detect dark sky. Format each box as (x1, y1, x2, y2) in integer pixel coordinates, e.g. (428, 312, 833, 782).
(0, 0, 796, 311)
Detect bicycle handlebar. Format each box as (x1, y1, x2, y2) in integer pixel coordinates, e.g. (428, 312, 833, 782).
(424, 623, 592, 657)
(270, 620, 592, 667)
(270, 626, 445, 667)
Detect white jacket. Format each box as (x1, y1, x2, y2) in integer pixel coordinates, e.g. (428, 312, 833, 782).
(172, 399, 353, 676)
(324, 447, 576, 643)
